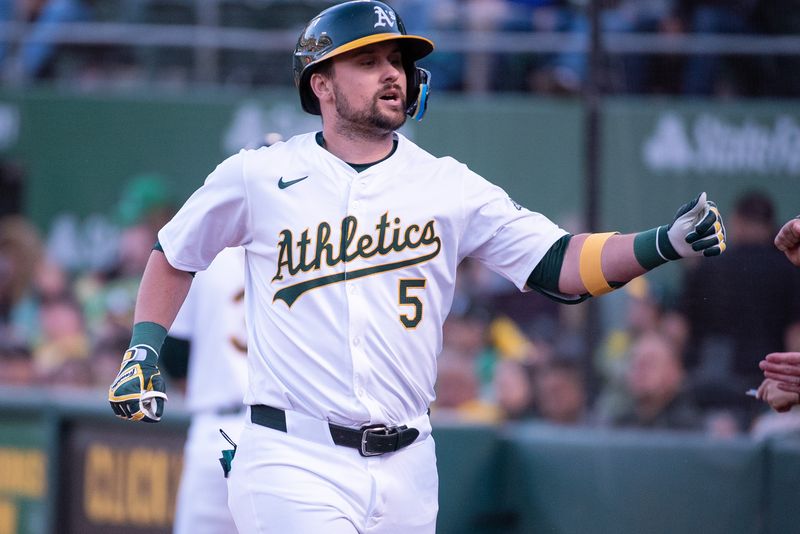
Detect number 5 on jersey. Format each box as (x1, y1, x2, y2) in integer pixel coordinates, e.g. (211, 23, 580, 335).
(399, 279, 426, 329)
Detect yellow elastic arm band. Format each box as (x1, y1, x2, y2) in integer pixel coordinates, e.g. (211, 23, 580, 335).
(579, 232, 618, 297)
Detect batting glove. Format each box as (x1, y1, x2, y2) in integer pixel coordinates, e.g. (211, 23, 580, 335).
(634, 192, 727, 270)
(667, 192, 727, 258)
(108, 344, 168, 422)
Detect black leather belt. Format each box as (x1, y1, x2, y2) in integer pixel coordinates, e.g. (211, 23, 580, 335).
(250, 405, 420, 457)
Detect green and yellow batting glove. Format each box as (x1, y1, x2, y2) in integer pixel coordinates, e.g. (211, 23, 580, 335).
(634, 192, 727, 270)
(108, 322, 169, 423)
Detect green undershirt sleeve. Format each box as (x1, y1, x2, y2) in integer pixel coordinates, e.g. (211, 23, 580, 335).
(527, 234, 572, 293)
(526, 234, 590, 305)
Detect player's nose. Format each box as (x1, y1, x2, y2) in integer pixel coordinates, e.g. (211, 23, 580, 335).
(379, 59, 403, 82)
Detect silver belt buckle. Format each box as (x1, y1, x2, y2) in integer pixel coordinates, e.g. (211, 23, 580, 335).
(360, 425, 391, 456)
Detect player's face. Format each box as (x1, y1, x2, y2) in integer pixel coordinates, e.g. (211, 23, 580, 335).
(329, 42, 408, 134)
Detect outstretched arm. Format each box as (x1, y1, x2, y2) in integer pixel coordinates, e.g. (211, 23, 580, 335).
(557, 193, 725, 296)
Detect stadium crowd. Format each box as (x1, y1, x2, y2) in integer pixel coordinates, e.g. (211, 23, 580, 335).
(0, 0, 798, 97)
(2, 161, 799, 439)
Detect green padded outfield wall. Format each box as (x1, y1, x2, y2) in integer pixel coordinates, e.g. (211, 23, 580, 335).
(501, 424, 765, 534)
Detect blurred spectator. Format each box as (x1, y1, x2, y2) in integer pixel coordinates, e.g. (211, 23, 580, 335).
(611, 330, 703, 431)
(432, 350, 502, 424)
(0, 215, 43, 351)
(42, 357, 94, 389)
(593, 276, 673, 424)
(1, 0, 95, 82)
(564, 0, 679, 94)
(33, 293, 89, 378)
(677, 190, 800, 424)
(0, 344, 36, 386)
(78, 172, 177, 338)
(442, 299, 500, 400)
(533, 358, 589, 425)
(33, 255, 70, 300)
(390, 0, 467, 91)
(88, 322, 131, 390)
(494, 359, 538, 420)
(752, 0, 800, 97)
(493, 0, 678, 95)
(442, 301, 493, 362)
(495, 0, 576, 93)
(114, 172, 178, 235)
(668, 0, 759, 95)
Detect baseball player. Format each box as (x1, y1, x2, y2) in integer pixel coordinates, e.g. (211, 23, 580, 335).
(164, 246, 247, 534)
(108, 2, 727, 532)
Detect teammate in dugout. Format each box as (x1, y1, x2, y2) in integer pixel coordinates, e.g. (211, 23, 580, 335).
(108, 1, 727, 532)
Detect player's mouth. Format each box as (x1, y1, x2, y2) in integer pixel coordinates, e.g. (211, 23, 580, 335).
(378, 88, 404, 109)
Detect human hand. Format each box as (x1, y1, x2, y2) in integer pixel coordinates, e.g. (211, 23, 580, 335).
(760, 352, 800, 396)
(774, 217, 800, 267)
(667, 192, 727, 258)
(757, 378, 800, 413)
(108, 345, 168, 422)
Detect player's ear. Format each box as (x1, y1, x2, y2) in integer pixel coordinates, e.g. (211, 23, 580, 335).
(310, 71, 333, 107)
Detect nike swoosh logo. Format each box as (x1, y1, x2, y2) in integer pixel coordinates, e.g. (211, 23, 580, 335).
(278, 176, 308, 189)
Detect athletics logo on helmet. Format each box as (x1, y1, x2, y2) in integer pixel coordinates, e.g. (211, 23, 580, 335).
(373, 5, 396, 28)
(293, 0, 435, 120)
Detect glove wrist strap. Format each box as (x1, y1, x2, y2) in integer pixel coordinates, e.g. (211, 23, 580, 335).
(634, 225, 680, 270)
(129, 321, 168, 358)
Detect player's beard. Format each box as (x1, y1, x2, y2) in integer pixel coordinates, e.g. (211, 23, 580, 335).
(332, 83, 406, 138)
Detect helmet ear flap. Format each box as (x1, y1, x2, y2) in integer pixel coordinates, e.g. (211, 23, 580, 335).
(406, 67, 431, 121)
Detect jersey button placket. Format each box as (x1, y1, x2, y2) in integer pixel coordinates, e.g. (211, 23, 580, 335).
(345, 185, 378, 419)
(348, 287, 371, 409)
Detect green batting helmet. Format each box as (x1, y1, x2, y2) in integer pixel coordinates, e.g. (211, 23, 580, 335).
(293, 1, 434, 120)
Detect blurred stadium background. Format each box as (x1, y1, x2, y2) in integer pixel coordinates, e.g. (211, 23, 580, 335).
(1, 0, 800, 533)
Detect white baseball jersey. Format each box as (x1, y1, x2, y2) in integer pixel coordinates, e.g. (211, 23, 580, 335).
(169, 246, 248, 413)
(158, 131, 566, 428)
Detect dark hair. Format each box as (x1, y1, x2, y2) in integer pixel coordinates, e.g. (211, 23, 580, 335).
(734, 189, 775, 226)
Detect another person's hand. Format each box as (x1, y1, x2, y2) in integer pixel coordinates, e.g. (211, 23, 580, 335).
(757, 378, 800, 413)
(760, 352, 800, 396)
(774, 217, 800, 267)
(108, 345, 168, 422)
